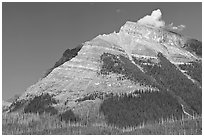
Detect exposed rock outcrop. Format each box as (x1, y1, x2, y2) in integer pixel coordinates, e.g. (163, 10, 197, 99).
(43, 44, 83, 78)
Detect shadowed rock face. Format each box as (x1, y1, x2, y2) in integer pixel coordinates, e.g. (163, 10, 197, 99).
(43, 44, 83, 78)
(9, 19, 202, 127)
(183, 38, 202, 57)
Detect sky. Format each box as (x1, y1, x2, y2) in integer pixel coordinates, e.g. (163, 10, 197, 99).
(2, 2, 202, 100)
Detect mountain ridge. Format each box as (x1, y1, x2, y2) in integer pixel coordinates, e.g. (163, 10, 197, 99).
(6, 9, 202, 129)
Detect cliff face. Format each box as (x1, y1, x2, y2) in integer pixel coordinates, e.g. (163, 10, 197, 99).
(42, 44, 83, 78)
(8, 9, 202, 127)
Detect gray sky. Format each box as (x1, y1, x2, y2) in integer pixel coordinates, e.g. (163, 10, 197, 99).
(2, 2, 202, 100)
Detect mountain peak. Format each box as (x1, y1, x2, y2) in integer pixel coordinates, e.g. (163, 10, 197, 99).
(98, 15, 199, 64)
(7, 9, 202, 130)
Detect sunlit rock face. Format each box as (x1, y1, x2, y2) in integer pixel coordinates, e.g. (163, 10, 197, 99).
(10, 9, 201, 124)
(118, 21, 199, 63)
(19, 36, 155, 111)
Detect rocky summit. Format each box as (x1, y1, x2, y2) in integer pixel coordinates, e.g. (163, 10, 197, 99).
(8, 9, 202, 127)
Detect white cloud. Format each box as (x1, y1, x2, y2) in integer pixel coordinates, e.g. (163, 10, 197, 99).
(167, 23, 186, 32)
(137, 9, 186, 32)
(137, 9, 165, 28)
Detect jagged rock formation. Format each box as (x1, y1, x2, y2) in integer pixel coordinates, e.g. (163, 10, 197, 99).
(8, 9, 202, 127)
(43, 44, 83, 78)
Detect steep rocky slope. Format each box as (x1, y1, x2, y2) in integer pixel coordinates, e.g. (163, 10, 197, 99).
(8, 9, 202, 128)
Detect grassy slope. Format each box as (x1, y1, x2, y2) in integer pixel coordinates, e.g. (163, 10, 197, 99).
(2, 112, 201, 135)
(121, 116, 202, 135)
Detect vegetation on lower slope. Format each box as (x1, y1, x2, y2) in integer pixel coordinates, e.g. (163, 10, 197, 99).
(24, 93, 58, 115)
(2, 112, 201, 135)
(9, 93, 59, 115)
(59, 110, 80, 123)
(133, 53, 202, 114)
(99, 90, 183, 128)
(178, 61, 202, 84)
(120, 116, 202, 135)
(9, 99, 27, 112)
(75, 91, 114, 102)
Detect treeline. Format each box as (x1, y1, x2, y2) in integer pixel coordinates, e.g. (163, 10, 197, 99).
(9, 93, 79, 123)
(75, 92, 114, 103)
(23, 93, 58, 115)
(100, 90, 183, 128)
(100, 53, 157, 87)
(59, 110, 80, 123)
